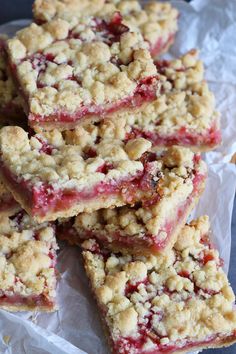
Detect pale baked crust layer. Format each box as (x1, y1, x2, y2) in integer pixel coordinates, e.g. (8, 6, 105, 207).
(0, 212, 58, 312)
(0, 303, 57, 312)
(33, 0, 178, 56)
(82, 216, 236, 353)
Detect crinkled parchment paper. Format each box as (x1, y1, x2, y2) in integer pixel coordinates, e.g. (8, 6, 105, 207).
(0, 0, 236, 353)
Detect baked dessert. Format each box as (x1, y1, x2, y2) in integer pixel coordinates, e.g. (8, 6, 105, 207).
(0, 180, 20, 217)
(0, 211, 58, 311)
(0, 36, 25, 127)
(93, 50, 221, 152)
(0, 127, 206, 223)
(33, 0, 178, 57)
(59, 147, 206, 255)
(6, 14, 160, 130)
(82, 216, 236, 353)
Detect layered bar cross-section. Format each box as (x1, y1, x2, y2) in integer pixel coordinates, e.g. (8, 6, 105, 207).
(0, 127, 206, 223)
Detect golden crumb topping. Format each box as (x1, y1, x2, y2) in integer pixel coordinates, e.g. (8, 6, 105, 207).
(33, 0, 106, 22)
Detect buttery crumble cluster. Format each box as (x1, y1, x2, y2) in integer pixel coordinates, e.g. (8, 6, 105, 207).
(95, 50, 219, 137)
(74, 145, 206, 239)
(33, 0, 178, 52)
(0, 214, 57, 298)
(7, 14, 158, 118)
(82, 216, 236, 352)
(33, 0, 106, 21)
(0, 126, 152, 190)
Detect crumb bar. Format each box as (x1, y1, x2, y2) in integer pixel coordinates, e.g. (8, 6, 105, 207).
(0, 211, 58, 312)
(82, 216, 236, 353)
(6, 14, 160, 130)
(93, 50, 221, 152)
(59, 147, 206, 255)
(0, 127, 206, 223)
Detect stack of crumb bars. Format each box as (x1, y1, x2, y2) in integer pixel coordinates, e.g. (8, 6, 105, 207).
(0, 1, 235, 353)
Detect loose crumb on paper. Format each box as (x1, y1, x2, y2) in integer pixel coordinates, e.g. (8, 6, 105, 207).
(3, 335, 11, 345)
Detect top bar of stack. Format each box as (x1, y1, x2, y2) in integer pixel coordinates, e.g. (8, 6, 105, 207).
(6, 15, 158, 131)
(5, 1, 178, 131)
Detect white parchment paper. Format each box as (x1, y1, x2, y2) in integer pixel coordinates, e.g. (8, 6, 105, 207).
(0, 0, 236, 353)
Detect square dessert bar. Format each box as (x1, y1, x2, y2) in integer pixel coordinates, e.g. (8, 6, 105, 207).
(0, 36, 25, 127)
(6, 13, 160, 130)
(97, 50, 221, 152)
(0, 211, 58, 311)
(82, 216, 236, 354)
(33, 0, 178, 57)
(0, 180, 20, 217)
(60, 146, 206, 255)
(0, 126, 206, 223)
